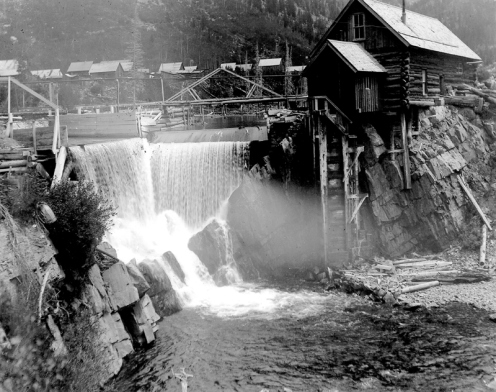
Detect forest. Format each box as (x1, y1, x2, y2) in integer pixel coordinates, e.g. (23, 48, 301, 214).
(0, 0, 493, 73)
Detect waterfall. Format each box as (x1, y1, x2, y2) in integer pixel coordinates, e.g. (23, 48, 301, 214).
(70, 138, 248, 304)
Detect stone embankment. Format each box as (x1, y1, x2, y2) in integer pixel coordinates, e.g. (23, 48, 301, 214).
(0, 219, 184, 384)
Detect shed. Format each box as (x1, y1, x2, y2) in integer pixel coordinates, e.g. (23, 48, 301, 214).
(89, 61, 124, 79)
(305, 39, 386, 115)
(236, 64, 253, 72)
(67, 61, 93, 77)
(286, 65, 306, 73)
(0, 60, 19, 77)
(220, 63, 236, 71)
(31, 69, 63, 79)
(158, 62, 184, 74)
(258, 58, 283, 73)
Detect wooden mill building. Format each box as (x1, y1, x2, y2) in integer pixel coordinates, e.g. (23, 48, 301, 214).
(303, 0, 481, 265)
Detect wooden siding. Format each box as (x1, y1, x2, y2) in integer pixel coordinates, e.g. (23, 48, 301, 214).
(307, 46, 357, 117)
(409, 49, 475, 100)
(355, 76, 380, 112)
(11, 126, 68, 149)
(327, 1, 402, 53)
(60, 112, 137, 139)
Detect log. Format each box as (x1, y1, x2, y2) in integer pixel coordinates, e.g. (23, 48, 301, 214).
(0, 160, 27, 169)
(457, 175, 492, 230)
(480, 224, 487, 265)
(393, 258, 430, 265)
(395, 261, 452, 269)
(460, 85, 496, 105)
(401, 281, 439, 293)
(0, 167, 29, 173)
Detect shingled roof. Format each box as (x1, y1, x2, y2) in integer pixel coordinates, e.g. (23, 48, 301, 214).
(329, 40, 387, 73)
(313, 0, 481, 61)
(67, 61, 93, 73)
(90, 61, 122, 74)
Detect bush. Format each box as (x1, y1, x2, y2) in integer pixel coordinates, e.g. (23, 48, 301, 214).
(46, 180, 115, 287)
(0, 172, 49, 225)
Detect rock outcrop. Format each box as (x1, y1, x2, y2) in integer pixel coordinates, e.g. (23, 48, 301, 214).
(362, 106, 495, 256)
(138, 258, 182, 316)
(162, 251, 185, 284)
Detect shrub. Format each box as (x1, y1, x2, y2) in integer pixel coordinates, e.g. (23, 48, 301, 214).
(0, 172, 49, 225)
(46, 180, 115, 287)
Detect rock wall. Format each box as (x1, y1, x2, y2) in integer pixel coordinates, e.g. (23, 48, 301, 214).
(0, 219, 182, 385)
(362, 106, 495, 256)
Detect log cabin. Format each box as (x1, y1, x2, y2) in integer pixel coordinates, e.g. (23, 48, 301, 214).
(303, 0, 482, 266)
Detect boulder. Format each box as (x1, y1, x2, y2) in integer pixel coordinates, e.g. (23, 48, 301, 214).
(188, 220, 225, 276)
(121, 295, 160, 345)
(102, 262, 139, 310)
(138, 259, 182, 316)
(161, 251, 185, 283)
(88, 264, 114, 311)
(97, 241, 118, 259)
(138, 259, 173, 297)
(126, 259, 150, 296)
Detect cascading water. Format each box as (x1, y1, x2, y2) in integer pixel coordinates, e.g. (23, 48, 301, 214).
(70, 138, 329, 317)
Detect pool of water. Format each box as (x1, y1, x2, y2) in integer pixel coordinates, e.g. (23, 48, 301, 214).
(113, 283, 496, 392)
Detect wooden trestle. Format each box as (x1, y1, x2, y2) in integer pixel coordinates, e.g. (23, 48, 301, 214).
(310, 96, 368, 266)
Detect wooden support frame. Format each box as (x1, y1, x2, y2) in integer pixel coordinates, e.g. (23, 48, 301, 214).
(401, 111, 412, 189)
(317, 113, 328, 266)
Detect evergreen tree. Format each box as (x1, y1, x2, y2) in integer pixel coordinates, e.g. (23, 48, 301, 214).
(125, 2, 145, 105)
(253, 41, 263, 96)
(284, 40, 295, 96)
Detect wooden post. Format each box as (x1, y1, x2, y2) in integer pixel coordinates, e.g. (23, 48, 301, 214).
(401, 111, 412, 189)
(77, 107, 82, 115)
(7, 76, 11, 138)
(160, 78, 165, 102)
(318, 114, 328, 266)
(51, 146, 67, 187)
(52, 107, 60, 155)
(116, 79, 120, 112)
(96, 108, 100, 114)
(480, 224, 487, 265)
(457, 175, 492, 230)
(110, 105, 115, 113)
(48, 82, 54, 103)
(32, 122, 37, 155)
(342, 135, 350, 250)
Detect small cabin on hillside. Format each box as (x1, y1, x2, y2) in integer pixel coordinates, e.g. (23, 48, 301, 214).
(304, 0, 482, 266)
(0, 60, 20, 77)
(67, 61, 93, 78)
(306, 0, 481, 118)
(259, 58, 283, 73)
(89, 61, 124, 79)
(31, 69, 63, 80)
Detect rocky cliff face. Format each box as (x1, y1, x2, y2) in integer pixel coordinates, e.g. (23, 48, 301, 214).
(362, 106, 496, 256)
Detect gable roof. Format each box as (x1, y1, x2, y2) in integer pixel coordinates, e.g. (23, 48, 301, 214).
(158, 62, 184, 73)
(118, 60, 133, 72)
(220, 63, 236, 70)
(312, 0, 481, 61)
(0, 60, 19, 76)
(286, 65, 306, 72)
(236, 64, 253, 71)
(31, 69, 63, 79)
(67, 61, 93, 73)
(90, 61, 122, 74)
(259, 58, 282, 67)
(308, 40, 387, 74)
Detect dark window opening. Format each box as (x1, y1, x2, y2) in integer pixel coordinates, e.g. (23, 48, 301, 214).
(352, 13, 365, 41)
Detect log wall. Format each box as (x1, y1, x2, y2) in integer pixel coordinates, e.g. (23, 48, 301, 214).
(59, 112, 137, 138)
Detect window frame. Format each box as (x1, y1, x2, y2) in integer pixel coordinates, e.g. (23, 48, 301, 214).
(352, 13, 365, 41)
(422, 69, 428, 96)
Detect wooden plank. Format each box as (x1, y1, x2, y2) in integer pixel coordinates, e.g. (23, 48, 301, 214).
(319, 115, 328, 265)
(457, 175, 492, 230)
(401, 111, 412, 189)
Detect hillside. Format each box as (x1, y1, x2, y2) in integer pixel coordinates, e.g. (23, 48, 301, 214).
(0, 0, 493, 73)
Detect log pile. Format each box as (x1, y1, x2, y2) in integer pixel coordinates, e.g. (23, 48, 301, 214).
(0, 148, 39, 175)
(332, 253, 491, 306)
